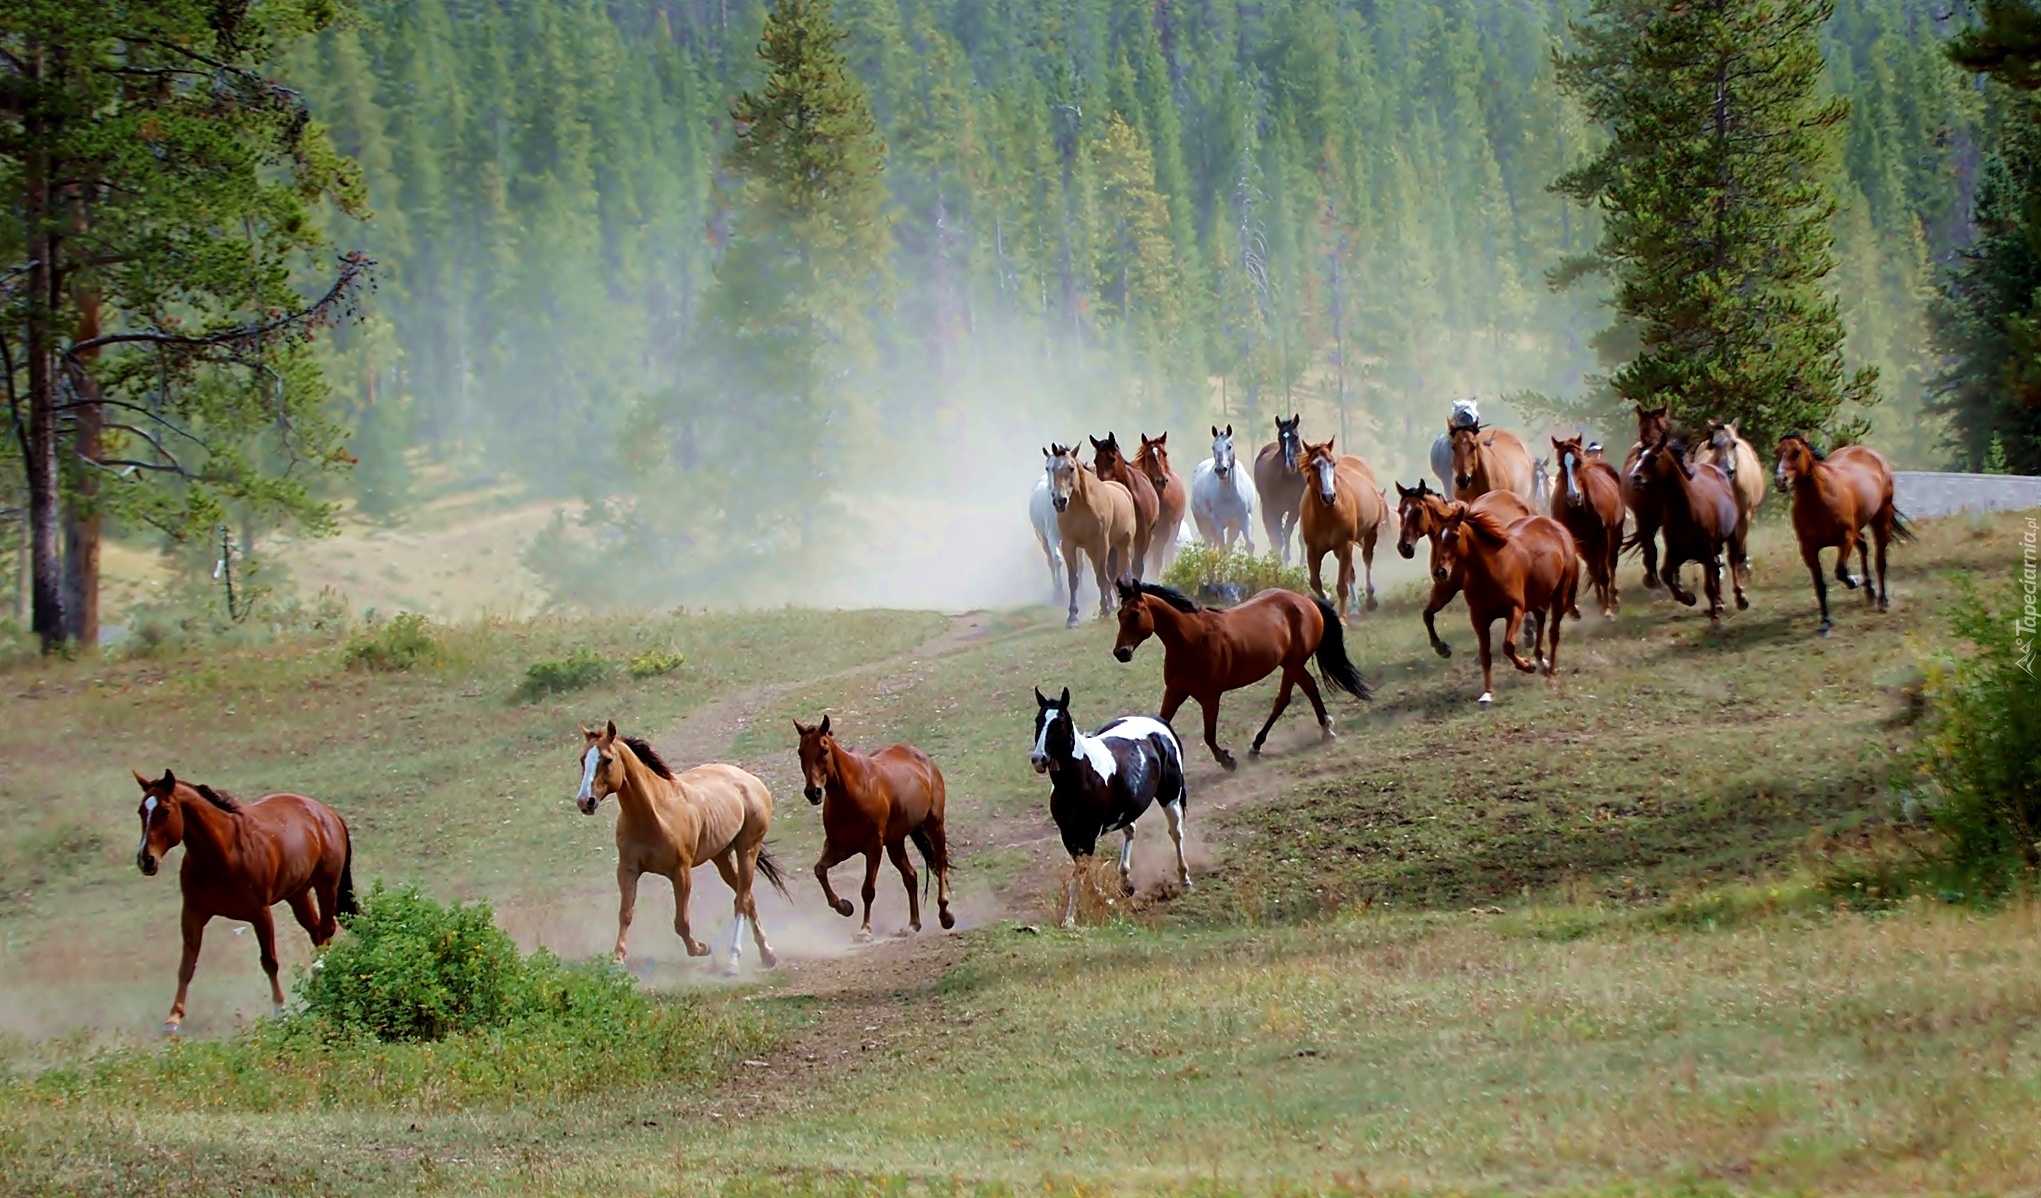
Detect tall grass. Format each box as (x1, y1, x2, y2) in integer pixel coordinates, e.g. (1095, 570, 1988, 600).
(1161, 543, 1307, 601)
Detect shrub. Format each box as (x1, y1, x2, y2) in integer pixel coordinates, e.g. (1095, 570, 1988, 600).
(342, 611, 442, 672)
(1161, 542, 1309, 603)
(520, 646, 609, 700)
(628, 648, 687, 678)
(298, 883, 530, 1041)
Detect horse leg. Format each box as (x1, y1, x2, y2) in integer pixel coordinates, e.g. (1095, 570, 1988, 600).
(726, 848, 778, 969)
(1639, 523, 1661, 590)
(1423, 577, 1456, 658)
(670, 864, 710, 958)
(1835, 531, 1861, 590)
(710, 852, 750, 976)
(1296, 669, 1333, 739)
(918, 813, 956, 929)
(1857, 530, 1876, 606)
(613, 863, 642, 963)
(885, 838, 922, 934)
(1475, 616, 1497, 708)
(1062, 855, 1086, 928)
(1502, 608, 1536, 674)
(1545, 594, 1565, 687)
(1874, 520, 1892, 613)
(1064, 548, 1083, 629)
(1703, 551, 1724, 623)
(249, 907, 285, 1016)
(1662, 555, 1696, 607)
(1094, 548, 1115, 621)
(1117, 827, 1137, 895)
(1199, 695, 1236, 772)
(1729, 529, 1749, 612)
(165, 904, 209, 1033)
(813, 839, 855, 918)
(1605, 532, 1623, 616)
(856, 849, 882, 940)
(1159, 685, 1189, 728)
(1361, 529, 1379, 612)
(1802, 543, 1832, 636)
(1249, 671, 1296, 758)
(1335, 545, 1356, 621)
(286, 891, 322, 944)
(1307, 546, 1330, 605)
(1162, 799, 1192, 889)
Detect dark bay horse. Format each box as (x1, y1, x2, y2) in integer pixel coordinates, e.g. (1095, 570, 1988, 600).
(1135, 432, 1189, 577)
(1774, 434, 1912, 636)
(1395, 480, 1532, 658)
(1434, 506, 1580, 707)
(133, 769, 355, 1032)
(1112, 580, 1370, 770)
(794, 714, 954, 938)
(1253, 414, 1308, 563)
(1092, 433, 1160, 582)
(1622, 404, 1675, 590)
(1029, 687, 1190, 926)
(1627, 434, 1743, 620)
(1549, 434, 1627, 618)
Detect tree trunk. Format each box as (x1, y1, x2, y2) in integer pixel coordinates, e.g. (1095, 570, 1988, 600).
(24, 45, 66, 651)
(63, 291, 103, 648)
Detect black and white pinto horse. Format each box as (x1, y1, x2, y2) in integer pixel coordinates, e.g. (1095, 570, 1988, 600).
(1029, 686, 1191, 927)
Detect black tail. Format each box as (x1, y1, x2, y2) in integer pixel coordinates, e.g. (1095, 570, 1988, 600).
(335, 835, 358, 918)
(754, 843, 792, 899)
(1890, 506, 1917, 543)
(909, 826, 949, 904)
(1312, 596, 1372, 701)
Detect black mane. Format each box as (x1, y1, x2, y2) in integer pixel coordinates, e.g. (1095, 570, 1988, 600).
(620, 736, 676, 780)
(1137, 583, 1199, 613)
(193, 783, 241, 813)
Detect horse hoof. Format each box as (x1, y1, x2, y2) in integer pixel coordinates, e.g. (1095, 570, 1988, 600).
(1433, 643, 1452, 659)
(1537, 657, 1550, 675)
(760, 948, 779, 969)
(1320, 725, 1337, 741)
(894, 927, 916, 939)
(724, 962, 742, 979)
(1477, 692, 1493, 708)
(1818, 623, 1832, 638)
(1218, 755, 1238, 773)
(1676, 592, 1697, 608)
(834, 899, 854, 918)
(1878, 599, 1890, 614)
(161, 1021, 181, 1036)
(1736, 594, 1750, 611)
(1248, 743, 1264, 759)
(939, 910, 956, 930)
(1366, 596, 1378, 612)
(1066, 616, 1080, 629)
(855, 929, 873, 943)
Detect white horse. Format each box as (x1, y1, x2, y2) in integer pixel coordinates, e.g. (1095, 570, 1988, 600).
(1429, 397, 1482, 494)
(1029, 468, 1065, 603)
(1190, 424, 1258, 552)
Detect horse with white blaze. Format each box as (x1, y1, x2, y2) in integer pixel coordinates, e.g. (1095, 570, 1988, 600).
(1029, 687, 1191, 927)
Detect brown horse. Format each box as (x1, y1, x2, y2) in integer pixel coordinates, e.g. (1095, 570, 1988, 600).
(1627, 434, 1744, 620)
(1394, 480, 1533, 658)
(133, 769, 354, 1033)
(575, 722, 788, 976)
(1448, 423, 1537, 502)
(1774, 434, 1912, 636)
(1253, 414, 1308, 563)
(794, 714, 954, 939)
(1297, 438, 1387, 618)
(1622, 404, 1675, 590)
(1047, 443, 1137, 627)
(1135, 432, 1189, 577)
(1092, 432, 1159, 583)
(1549, 434, 1627, 618)
(1112, 580, 1370, 770)
(1434, 506, 1580, 707)
(1692, 419, 1766, 590)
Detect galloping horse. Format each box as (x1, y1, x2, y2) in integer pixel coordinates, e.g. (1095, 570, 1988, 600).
(1449, 422, 1538, 503)
(1028, 468, 1065, 604)
(794, 715, 954, 939)
(1435, 506, 1580, 707)
(1112, 580, 1370, 770)
(1692, 420, 1766, 591)
(1135, 432, 1189, 577)
(1622, 404, 1675, 590)
(1774, 434, 1911, 636)
(1029, 687, 1191, 927)
(1047, 443, 1137, 627)
(1430, 397, 1483, 494)
(574, 722, 788, 976)
(1297, 438, 1387, 618)
(133, 769, 354, 1032)
(1628, 434, 1743, 620)
(1191, 425, 1258, 552)
(1395, 480, 1533, 658)
(1549, 434, 1627, 618)
(1253, 414, 1308, 563)
(1092, 433, 1160, 583)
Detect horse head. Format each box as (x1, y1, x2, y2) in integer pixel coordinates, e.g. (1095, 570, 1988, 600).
(1701, 419, 1739, 479)
(1137, 432, 1172, 487)
(1774, 433, 1820, 490)
(792, 714, 837, 805)
(1090, 433, 1127, 480)
(1449, 396, 1480, 431)
(133, 768, 185, 876)
(1433, 504, 1472, 582)
(1551, 435, 1587, 506)
(1449, 425, 1487, 491)
(574, 721, 623, 815)
(1633, 432, 1692, 486)
(1275, 414, 1303, 472)
(1635, 404, 1672, 448)
(1209, 425, 1236, 478)
(1045, 443, 1080, 511)
(1113, 579, 1156, 662)
(1030, 686, 1075, 775)
(1303, 439, 1341, 506)
(1393, 479, 1438, 559)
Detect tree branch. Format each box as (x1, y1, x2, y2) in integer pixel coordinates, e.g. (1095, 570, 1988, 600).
(62, 252, 372, 362)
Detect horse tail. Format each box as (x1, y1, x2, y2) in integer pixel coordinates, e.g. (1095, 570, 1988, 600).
(754, 843, 793, 899)
(1890, 505, 1917, 543)
(335, 832, 359, 919)
(1311, 596, 1372, 701)
(909, 826, 948, 904)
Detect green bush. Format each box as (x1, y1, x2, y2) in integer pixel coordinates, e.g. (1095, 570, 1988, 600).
(1161, 542, 1309, 601)
(628, 647, 687, 678)
(298, 883, 531, 1041)
(520, 646, 609, 700)
(342, 611, 442, 672)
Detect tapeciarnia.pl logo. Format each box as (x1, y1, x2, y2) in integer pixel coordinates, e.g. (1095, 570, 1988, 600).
(2019, 516, 2038, 679)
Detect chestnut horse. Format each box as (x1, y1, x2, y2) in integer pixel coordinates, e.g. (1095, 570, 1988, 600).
(1298, 438, 1387, 618)
(1435, 506, 1580, 707)
(1693, 419, 1766, 590)
(133, 769, 354, 1032)
(1135, 432, 1189, 577)
(1394, 480, 1533, 658)
(1253, 414, 1308, 563)
(1047, 443, 1137, 627)
(1112, 580, 1370, 770)
(1549, 434, 1627, 618)
(1448, 423, 1537, 503)
(1627, 434, 1743, 620)
(575, 722, 789, 976)
(1092, 432, 1160, 582)
(794, 714, 954, 939)
(1774, 434, 1912, 636)
(1622, 404, 1675, 590)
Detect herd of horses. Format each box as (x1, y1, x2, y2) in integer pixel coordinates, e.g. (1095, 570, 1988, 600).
(122, 401, 1915, 1030)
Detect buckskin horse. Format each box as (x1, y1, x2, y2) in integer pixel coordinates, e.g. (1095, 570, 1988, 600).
(1092, 432, 1160, 583)
(1112, 579, 1370, 770)
(1297, 438, 1388, 618)
(1047, 442, 1138, 627)
(1253, 414, 1308, 563)
(1774, 434, 1911, 636)
(1434, 505, 1580, 707)
(574, 722, 788, 976)
(133, 768, 355, 1033)
(1549, 434, 1627, 618)
(1395, 480, 1533, 658)
(1135, 432, 1189, 577)
(1029, 686, 1190, 927)
(794, 714, 954, 939)
(1627, 433, 1744, 620)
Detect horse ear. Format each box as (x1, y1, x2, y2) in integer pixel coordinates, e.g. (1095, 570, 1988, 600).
(1156, 431, 1166, 445)
(133, 769, 152, 789)
(603, 720, 617, 743)
(792, 719, 808, 736)
(159, 768, 176, 790)
(1059, 686, 1070, 707)
(1395, 482, 1410, 498)
(1089, 434, 1103, 450)
(1034, 686, 1049, 707)
(1211, 425, 1220, 438)
(819, 713, 830, 736)
(1225, 424, 1233, 437)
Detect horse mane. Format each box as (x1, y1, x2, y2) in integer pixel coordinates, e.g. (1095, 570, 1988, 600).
(1137, 582, 1199, 612)
(619, 736, 676, 780)
(1457, 506, 1516, 544)
(192, 783, 242, 813)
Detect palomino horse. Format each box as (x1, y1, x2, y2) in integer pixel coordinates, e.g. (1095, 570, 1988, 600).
(1395, 480, 1533, 658)
(794, 714, 954, 939)
(1112, 580, 1370, 770)
(1028, 468, 1065, 603)
(1190, 425, 1258, 552)
(1297, 438, 1387, 617)
(133, 769, 354, 1032)
(1628, 434, 1743, 620)
(1253, 414, 1308, 563)
(1030, 687, 1190, 927)
(1692, 419, 1766, 590)
(1046, 443, 1137, 627)
(1449, 422, 1538, 503)
(1549, 434, 1627, 618)
(1434, 506, 1580, 707)
(1622, 404, 1675, 590)
(574, 722, 788, 976)
(1092, 432, 1160, 582)
(1135, 432, 1189, 577)
(1774, 434, 1911, 636)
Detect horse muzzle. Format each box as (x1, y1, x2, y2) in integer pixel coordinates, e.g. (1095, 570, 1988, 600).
(1051, 496, 1069, 512)
(1113, 646, 1134, 663)
(804, 785, 824, 805)
(576, 794, 599, 815)
(1397, 539, 1415, 560)
(136, 850, 158, 876)
(1432, 565, 1450, 582)
(1030, 753, 1051, 775)
(1454, 474, 1472, 490)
